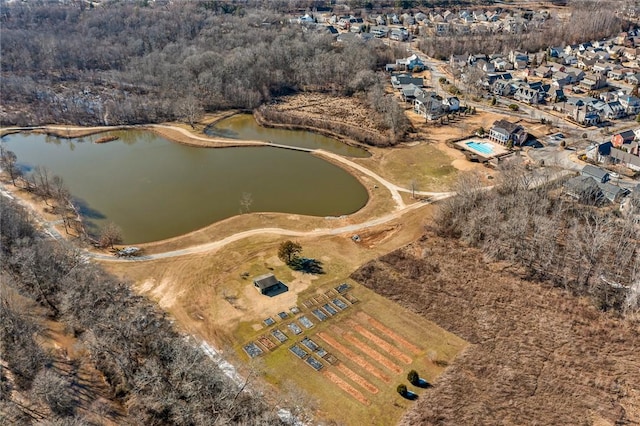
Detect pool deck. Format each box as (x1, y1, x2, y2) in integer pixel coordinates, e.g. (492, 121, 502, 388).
(455, 138, 509, 160)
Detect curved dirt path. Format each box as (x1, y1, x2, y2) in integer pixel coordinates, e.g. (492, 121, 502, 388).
(92, 195, 450, 262)
(2, 123, 455, 262)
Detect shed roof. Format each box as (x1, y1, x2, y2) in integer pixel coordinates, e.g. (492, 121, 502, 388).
(253, 274, 279, 290)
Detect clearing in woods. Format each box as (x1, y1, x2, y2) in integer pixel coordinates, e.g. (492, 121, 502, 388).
(241, 283, 467, 426)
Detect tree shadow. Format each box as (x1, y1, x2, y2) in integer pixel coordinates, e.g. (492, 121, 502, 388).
(291, 258, 325, 274)
(416, 378, 432, 389)
(73, 197, 106, 220)
(402, 391, 419, 400)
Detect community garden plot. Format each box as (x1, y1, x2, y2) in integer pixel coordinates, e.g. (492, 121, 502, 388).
(243, 342, 263, 358)
(271, 329, 288, 343)
(235, 284, 467, 426)
(298, 316, 314, 329)
(287, 322, 303, 335)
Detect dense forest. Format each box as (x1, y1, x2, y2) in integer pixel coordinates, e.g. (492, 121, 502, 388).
(0, 1, 399, 127)
(0, 199, 288, 424)
(433, 165, 640, 314)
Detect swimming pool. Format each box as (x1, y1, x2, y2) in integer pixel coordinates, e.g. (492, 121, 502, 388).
(465, 141, 495, 155)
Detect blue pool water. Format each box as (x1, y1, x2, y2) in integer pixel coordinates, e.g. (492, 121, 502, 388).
(466, 141, 494, 155)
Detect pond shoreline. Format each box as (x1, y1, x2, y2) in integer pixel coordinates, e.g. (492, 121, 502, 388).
(1, 125, 378, 246)
(1, 109, 372, 156)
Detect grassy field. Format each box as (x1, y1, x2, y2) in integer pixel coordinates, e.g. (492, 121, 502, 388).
(102, 204, 448, 425)
(357, 143, 459, 192)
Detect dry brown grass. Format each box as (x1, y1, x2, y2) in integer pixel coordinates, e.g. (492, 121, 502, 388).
(351, 233, 640, 425)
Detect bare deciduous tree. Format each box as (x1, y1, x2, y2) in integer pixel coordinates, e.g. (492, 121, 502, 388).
(98, 222, 123, 249)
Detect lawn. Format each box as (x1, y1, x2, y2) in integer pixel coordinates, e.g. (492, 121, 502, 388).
(356, 143, 459, 192)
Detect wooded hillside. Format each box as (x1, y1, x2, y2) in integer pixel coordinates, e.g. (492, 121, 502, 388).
(0, 199, 286, 425)
(0, 2, 395, 127)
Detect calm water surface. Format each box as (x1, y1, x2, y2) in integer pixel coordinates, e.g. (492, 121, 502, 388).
(3, 131, 368, 243)
(207, 114, 370, 158)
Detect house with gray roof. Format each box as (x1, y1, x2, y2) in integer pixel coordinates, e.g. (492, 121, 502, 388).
(488, 119, 527, 146)
(581, 164, 610, 183)
(564, 176, 606, 205)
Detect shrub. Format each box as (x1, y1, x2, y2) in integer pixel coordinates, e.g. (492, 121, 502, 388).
(397, 384, 407, 396)
(508, 104, 519, 111)
(407, 370, 419, 386)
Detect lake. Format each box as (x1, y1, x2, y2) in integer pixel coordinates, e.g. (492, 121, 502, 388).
(206, 114, 370, 158)
(2, 130, 369, 243)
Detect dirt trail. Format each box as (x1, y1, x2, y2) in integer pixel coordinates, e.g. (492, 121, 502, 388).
(2, 123, 455, 262)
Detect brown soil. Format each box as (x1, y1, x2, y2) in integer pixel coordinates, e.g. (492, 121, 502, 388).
(322, 370, 370, 406)
(339, 329, 403, 374)
(347, 320, 413, 365)
(335, 363, 379, 395)
(357, 312, 422, 355)
(317, 332, 390, 383)
(351, 233, 640, 425)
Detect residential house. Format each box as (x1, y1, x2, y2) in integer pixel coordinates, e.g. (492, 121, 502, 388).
(390, 28, 408, 41)
(626, 73, 640, 85)
(567, 104, 601, 125)
(564, 176, 606, 205)
(514, 60, 529, 70)
(395, 54, 424, 72)
(592, 61, 613, 74)
(476, 59, 495, 73)
(552, 71, 571, 88)
(468, 53, 487, 66)
(599, 92, 617, 102)
(493, 58, 514, 71)
(370, 26, 389, 38)
(492, 79, 515, 96)
(577, 57, 596, 70)
(534, 66, 553, 78)
(549, 46, 563, 58)
(435, 22, 450, 36)
(443, 96, 460, 111)
(550, 88, 566, 103)
(414, 12, 428, 23)
(514, 86, 544, 104)
(414, 91, 444, 119)
(611, 129, 636, 148)
(391, 74, 424, 91)
(598, 180, 626, 203)
(619, 94, 640, 114)
(586, 141, 612, 162)
(509, 50, 529, 65)
(579, 73, 608, 91)
(581, 164, 610, 183)
(623, 47, 639, 60)
(564, 67, 585, 82)
(400, 84, 422, 102)
(450, 54, 467, 70)
(488, 119, 528, 146)
(597, 101, 626, 120)
(608, 68, 629, 80)
(610, 147, 640, 171)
